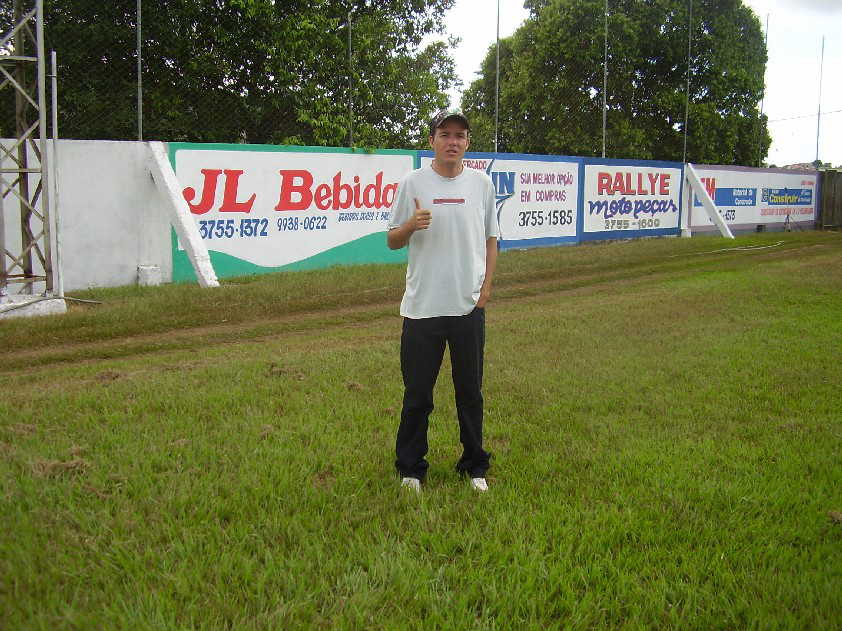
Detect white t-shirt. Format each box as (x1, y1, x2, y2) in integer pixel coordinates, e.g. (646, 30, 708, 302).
(388, 165, 499, 319)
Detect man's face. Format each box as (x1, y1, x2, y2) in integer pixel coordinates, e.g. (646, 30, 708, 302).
(429, 119, 470, 167)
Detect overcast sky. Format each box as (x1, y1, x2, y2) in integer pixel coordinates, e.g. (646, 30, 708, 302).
(431, 0, 841, 167)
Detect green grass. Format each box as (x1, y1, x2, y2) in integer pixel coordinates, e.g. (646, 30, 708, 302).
(2, 232, 841, 629)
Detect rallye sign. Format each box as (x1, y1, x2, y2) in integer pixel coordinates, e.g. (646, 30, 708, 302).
(582, 161, 684, 237)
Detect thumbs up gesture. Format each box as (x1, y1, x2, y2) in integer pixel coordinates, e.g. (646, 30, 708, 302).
(410, 197, 432, 232)
(386, 196, 433, 250)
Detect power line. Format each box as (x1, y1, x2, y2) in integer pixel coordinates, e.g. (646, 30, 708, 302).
(769, 109, 841, 123)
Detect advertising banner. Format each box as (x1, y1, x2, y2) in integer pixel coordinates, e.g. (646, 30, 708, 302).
(166, 143, 820, 283)
(170, 144, 414, 280)
(689, 165, 818, 233)
(582, 159, 684, 240)
(420, 152, 582, 249)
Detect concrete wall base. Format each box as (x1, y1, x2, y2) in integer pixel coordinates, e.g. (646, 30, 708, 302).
(0, 295, 68, 319)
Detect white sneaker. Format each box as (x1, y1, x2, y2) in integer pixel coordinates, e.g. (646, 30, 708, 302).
(401, 477, 421, 493)
(470, 477, 488, 492)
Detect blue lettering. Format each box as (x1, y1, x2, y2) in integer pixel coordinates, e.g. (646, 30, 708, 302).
(592, 197, 677, 219)
(492, 171, 516, 196)
(588, 200, 608, 216)
(607, 198, 633, 218)
(633, 198, 678, 218)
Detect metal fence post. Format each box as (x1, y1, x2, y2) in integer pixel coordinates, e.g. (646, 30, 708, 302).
(348, 10, 353, 148)
(602, 0, 608, 158)
(137, 0, 142, 141)
(683, 0, 692, 164)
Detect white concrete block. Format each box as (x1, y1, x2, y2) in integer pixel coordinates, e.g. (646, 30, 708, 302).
(138, 264, 162, 287)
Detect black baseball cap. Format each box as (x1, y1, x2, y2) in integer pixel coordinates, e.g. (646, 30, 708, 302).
(429, 108, 470, 136)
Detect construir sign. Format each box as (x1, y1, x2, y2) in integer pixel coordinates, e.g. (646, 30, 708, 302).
(688, 165, 818, 233)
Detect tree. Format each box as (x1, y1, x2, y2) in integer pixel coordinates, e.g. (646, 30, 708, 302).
(462, 0, 771, 165)
(1, 0, 458, 148)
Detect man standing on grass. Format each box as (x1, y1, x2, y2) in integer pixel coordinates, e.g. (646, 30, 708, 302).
(387, 108, 499, 493)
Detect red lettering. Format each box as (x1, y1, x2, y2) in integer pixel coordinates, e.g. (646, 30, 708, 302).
(597, 171, 675, 197)
(332, 172, 353, 210)
(275, 170, 313, 211)
(183, 168, 222, 215)
(614, 172, 627, 195)
(636, 172, 647, 195)
(314, 184, 331, 211)
(219, 169, 255, 213)
(382, 183, 397, 207)
(363, 172, 384, 208)
(598, 172, 612, 195)
(627, 173, 636, 195)
(275, 169, 397, 211)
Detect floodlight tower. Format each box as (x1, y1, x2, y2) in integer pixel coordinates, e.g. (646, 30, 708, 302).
(0, 0, 53, 300)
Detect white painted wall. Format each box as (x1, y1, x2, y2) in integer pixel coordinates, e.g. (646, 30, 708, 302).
(2, 139, 824, 295)
(53, 140, 172, 290)
(2, 139, 173, 293)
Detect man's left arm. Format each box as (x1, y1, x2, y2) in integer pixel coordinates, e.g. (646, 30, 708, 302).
(477, 237, 497, 308)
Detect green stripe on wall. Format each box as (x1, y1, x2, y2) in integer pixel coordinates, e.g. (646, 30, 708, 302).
(172, 230, 407, 282)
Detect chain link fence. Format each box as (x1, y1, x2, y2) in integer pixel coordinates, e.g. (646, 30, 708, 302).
(35, 1, 389, 147)
(6, 0, 831, 167)
(461, 0, 772, 166)
(2, 0, 456, 150)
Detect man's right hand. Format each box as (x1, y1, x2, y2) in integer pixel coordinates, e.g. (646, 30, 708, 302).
(387, 197, 432, 250)
(409, 197, 431, 232)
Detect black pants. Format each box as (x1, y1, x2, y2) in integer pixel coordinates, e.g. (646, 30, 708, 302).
(395, 307, 490, 480)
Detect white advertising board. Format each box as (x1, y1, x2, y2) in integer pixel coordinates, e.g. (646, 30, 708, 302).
(689, 166, 818, 232)
(420, 152, 581, 248)
(171, 144, 414, 278)
(582, 161, 684, 239)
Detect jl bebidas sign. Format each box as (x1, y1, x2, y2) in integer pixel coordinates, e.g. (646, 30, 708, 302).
(170, 144, 414, 280)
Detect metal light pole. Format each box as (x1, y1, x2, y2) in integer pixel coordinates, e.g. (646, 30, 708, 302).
(816, 36, 824, 164)
(137, 0, 143, 141)
(348, 10, 353, 148)
(494, 0, 500, 153)
(602, 0, 608, 158)
(683, 0, 693, 164)
(51, 50, 64, 298)
(758, 13, 768, 167)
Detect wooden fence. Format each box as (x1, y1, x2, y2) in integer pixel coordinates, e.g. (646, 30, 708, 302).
(819, 170, 841, 229)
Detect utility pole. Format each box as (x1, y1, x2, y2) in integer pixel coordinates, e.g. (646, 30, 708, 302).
(602, 0, 608, 158)
(495, 0, 500, 153)
(815, 36, 824, 164)
(348, 10, 353, 148)
(683, 0, 693, 164)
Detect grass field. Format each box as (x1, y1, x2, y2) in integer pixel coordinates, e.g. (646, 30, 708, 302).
(1, 232, 841, 629)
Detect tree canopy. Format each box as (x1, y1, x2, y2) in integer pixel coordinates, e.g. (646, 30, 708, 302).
(462, 0, 771, 165)
(2, 0, 458, 148)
